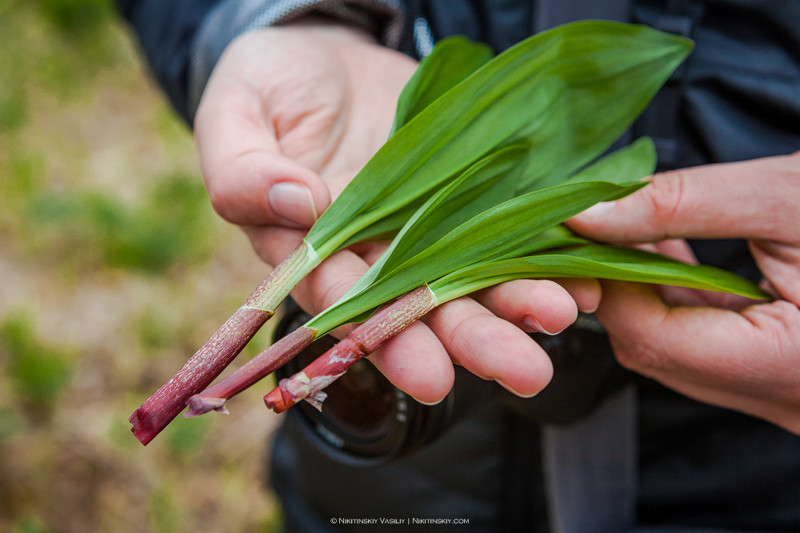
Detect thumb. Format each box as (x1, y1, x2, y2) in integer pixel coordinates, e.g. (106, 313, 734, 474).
(194, 79, 331, 229)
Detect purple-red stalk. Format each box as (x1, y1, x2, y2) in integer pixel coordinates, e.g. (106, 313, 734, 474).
(129, 305, 270, 445)
(130, 243, 317, 445)
(264, 286, 437, 413)
(185, 326, 317, 417)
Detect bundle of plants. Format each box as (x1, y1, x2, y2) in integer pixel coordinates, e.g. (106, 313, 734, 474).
(130, 21, 693, 444)
(183, 140, 767, 415)
(264, 242, 768, 412)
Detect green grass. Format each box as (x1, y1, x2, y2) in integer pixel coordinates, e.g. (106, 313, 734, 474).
(0, 311, 76, 408)
(28, 172, 217, 274)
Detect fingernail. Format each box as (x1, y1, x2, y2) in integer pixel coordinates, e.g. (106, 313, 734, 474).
(411, 395, 444, 406)
(578, 200, 616, 219)
(496, 379, 539, 399)
(523, 316, 561, 336)
(269, 182, 318, 226)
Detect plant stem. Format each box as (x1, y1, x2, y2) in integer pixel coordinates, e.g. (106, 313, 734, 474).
(264, 285, 437, 413)
(129, 241, 319, 445)
(185, 326, 317, 417)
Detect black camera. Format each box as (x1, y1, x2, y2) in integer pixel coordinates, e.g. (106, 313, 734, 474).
(273, 299, 628, 466)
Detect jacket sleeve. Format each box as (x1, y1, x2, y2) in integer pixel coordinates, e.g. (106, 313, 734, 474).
(116, 0, 222, 123)
(116, 0, 406, 125)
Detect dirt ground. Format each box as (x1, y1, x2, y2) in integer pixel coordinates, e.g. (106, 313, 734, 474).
(1, 3, 283, 532)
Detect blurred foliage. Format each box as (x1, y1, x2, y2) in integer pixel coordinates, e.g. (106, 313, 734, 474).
(0, 87, 28, 132)
(35, 0, 114, 34)
(162, 409, 213, 458)
(0, 406, 24, 443)
(149, 485, 181, 533)
(0, 311, 76, 408)
(28, 173, 216, 273)
(0, 0, 121, 123)
(13, 515, 50, 533)
(0, 2, 282, 532)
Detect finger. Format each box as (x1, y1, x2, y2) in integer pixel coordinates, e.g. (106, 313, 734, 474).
(568, 153, 800, 243)
(243, 224, 368, 322)
(242, 225, 306, 267)
(752, 240, 800, 304)
(596, 280, 800, 428)
(553, 278, 602, 313)
(423, 297, 554, 397)
(475, 279, 581, 334)
(368, 321, 456, 405)
(195, 78, 331, 228)
(655, 282, 760, 309)
(293, 248, 371, 317)
(629, 239, 752, 307)
(651, 238, 698, 264)
(596, 280, 799, 385)
(596, 280, 756, 377)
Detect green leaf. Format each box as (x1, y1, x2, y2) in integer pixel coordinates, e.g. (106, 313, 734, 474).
(309, 144, 530, 329)
(345, 39, 495, 247)
(390, 36, 494, 135)
(307, 180, 644, 334)
(430, 245, 770, 302)
(332, 137, 654, 331)
(305, 21, 692, 257)
(510, 30, 689, 191)
(347, 144, 529, 293)
(342, 48, 656, 247)
(567, 137, 656, 185)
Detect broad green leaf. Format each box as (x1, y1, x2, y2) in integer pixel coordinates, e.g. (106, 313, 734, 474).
(429, 245, 769, 303)
(310, 138, 657, 331)
(306, 181, 644, 334)
(311, 144, 531, 325)
(344, 39, 495, 247)
(353, 144, 528, 288)
(567, 137, 656, 185)
(305, 21, 692, 257)
(510, 32, 689, 191)
(344, 138, 652, 295)
(390, 36, 494, 135)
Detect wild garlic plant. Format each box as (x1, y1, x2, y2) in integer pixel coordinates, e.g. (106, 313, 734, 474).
(187, 141, 766, 414)
(131, 21, 695, 444)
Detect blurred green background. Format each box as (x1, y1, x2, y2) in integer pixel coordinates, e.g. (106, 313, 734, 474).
(1, 1, 283, 531)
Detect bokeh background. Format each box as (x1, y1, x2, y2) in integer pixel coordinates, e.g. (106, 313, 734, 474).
(1, 1, 284, 531)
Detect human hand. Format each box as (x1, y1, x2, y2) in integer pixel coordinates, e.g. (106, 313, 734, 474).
(568, 152, 800, 434)
(194, 21, 596, 404)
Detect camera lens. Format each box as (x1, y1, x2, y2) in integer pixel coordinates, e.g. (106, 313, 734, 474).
(280, 333, 425, 464)
(316, 358, 396, 440)
(273, 301, 458, 466)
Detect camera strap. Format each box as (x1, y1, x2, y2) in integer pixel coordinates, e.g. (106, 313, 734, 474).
(541, 384, 638, 533)
(534, 2, 704, 531)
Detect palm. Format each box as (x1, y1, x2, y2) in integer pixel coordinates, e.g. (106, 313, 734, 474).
(240, 27, 416, 199)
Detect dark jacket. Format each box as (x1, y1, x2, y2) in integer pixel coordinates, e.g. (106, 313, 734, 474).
(117, 1, 800, 531)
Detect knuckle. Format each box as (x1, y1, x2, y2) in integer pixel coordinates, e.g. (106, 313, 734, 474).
(749, 300, 800, 354)
(313, 275, 361, 314)
(646, 171, 689, 236)
(613, 337, 668, 372)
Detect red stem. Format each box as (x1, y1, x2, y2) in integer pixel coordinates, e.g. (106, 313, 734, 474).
(129, 305, 271, 445)
(264, 286, 437, 413)
(185, 326, 317, 417)
(129, 243, 317, 445)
